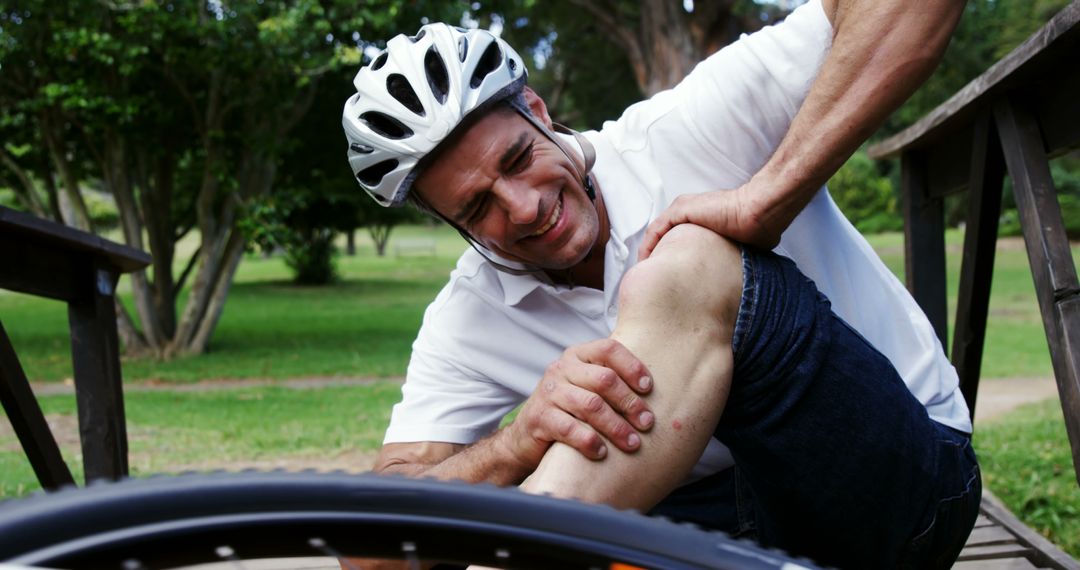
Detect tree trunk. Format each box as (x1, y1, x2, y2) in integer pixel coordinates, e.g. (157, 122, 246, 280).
(564, 0, 780, 97)
(370, 224, 392, 257)
(40, 111, 92, 230)
(0, 148, 49, 217)
(346, 229, 356, 256)
(186, 231, 246, 354)
(103, 134, 158, 352)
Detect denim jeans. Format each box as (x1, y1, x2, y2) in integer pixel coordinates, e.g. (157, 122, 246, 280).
(650, 247, 981, 569)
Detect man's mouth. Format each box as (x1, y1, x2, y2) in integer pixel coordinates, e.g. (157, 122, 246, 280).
(529, 195, 562, 238)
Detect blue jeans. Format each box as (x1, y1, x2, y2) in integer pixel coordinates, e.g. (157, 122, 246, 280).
(649, 248, 981, 569)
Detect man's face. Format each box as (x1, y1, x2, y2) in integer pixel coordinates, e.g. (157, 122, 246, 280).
(415, 105, 600, 271)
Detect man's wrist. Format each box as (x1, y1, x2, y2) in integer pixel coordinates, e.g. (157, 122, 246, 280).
(489, 424, 542, 483)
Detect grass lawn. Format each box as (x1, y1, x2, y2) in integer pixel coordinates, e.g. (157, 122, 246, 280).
(0, 382, 402, 497)
(976, 399, 1080, 557)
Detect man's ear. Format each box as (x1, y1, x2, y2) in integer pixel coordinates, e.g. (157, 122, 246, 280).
(522, 87, 554, 129)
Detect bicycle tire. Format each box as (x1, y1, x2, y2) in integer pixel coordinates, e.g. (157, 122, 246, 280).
(0, 471, 818, 569)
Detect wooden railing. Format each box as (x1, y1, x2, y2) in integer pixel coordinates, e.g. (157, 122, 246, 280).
(868, 2, 1080, 484)
(0, 206, 150, 489)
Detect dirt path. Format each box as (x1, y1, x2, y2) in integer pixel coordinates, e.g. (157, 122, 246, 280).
(974, 376, 1060, 423)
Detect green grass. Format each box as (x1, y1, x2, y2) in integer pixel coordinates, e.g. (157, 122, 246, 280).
(0, 382, 402, 497)
(864, 229, 1079, 378)
(976, 399, 1080, 557)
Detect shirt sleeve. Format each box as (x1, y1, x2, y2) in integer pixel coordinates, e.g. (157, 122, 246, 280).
(383, 280, 524, 445)
(674, 0, 834, 179)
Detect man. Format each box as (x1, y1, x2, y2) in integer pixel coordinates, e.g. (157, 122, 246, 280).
(341, 0, 978, 567)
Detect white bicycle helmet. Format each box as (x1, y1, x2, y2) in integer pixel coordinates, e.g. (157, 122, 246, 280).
(342, 23, 527, 207)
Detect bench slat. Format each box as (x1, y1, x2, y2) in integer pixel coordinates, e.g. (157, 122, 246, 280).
(968, 526, 1023, 547)
(954, 558, 1042, 569)
(959, 544, 1037, 561)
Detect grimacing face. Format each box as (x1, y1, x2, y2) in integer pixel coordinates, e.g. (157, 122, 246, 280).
(414, 99, 602, 272)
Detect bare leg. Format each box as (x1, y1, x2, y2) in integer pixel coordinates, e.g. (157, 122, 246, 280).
(522, 224, 743, 511)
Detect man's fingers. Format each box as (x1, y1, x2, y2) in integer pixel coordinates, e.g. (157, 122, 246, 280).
(538, 405, 610, 459)
(548, 383, 642, 453)
(575, 339, 654, 394)
(639, 215, 676, 261)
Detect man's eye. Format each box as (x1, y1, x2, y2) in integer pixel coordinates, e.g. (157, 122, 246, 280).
(467, 195, 490, 225)
(509, 143, 534, 173)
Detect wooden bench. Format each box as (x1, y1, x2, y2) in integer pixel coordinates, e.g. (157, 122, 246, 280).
(868, 2, 1080, 566)
(0, 206, 150, 489)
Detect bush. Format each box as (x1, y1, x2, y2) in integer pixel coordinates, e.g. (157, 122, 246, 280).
(240, 195, 339, 285)
(829, 149, 903, 234)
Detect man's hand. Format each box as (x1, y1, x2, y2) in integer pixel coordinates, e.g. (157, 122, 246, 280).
(501, 338, 655, 471)
(638, 184, 780, 260)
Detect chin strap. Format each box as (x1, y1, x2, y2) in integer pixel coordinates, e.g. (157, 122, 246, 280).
(513, 109, 598, 202)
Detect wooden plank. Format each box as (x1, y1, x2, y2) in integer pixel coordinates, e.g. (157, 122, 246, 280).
(981, 491, 1080, 570)
(967, 525, 1021, 547)
(868, 1, 1080, 159)
(975, 515, 996, 529)
(67, 264, 129, 482)
(0, 237, 83, 302)
(995, 97, 1080, 487)
(0, 320, 76, 490)
(901, 150, 949, 349)
(952, 115, 1005, 421)
(954, 558, 1041, 569)
(0, 206, 151, 272)
(960, 543, 1037, 562)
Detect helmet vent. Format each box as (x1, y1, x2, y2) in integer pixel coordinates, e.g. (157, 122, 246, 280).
(470, 41, 502, 88)
(357, 159, 399, 187)
(360, 111, 414, 140)
(507, 56, 517, 72)
(387, 74, 425, 116)
(371, 52, 389, 71)
(425, 48, 449, 104)
(409, 29, 426, 43)
(350, 142, 374, 154)
(457, 37, 468, 62)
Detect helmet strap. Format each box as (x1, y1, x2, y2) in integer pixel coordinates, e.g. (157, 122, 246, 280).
(512, 109, 598, 202)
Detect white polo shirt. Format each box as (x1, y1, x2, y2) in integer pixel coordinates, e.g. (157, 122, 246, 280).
(384, 0, 972, 480)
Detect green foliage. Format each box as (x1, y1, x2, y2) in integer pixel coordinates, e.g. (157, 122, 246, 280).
(976, 398, 1080, 557)
(84, 190, 120, 231)
(828, 149, 902, 234)
(241, 194, 342, 285)
(998, 157, 1080, 238)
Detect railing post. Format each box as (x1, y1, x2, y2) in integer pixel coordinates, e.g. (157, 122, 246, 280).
(952, 115, 1006, 421)
(994, 95, 1080, 486)
(902, 150, 949, 350)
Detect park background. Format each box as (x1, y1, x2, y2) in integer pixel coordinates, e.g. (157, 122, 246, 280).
(1, 0, 1078, 556)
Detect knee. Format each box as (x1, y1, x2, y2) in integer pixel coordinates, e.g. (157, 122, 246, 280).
(620, 224, 742, 324)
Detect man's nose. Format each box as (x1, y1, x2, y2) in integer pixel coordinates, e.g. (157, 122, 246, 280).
(494, 177, 540, 226)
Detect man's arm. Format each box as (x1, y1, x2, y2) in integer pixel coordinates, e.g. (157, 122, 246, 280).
(639, 0, 966, 256)
(374, 339, 656, 485)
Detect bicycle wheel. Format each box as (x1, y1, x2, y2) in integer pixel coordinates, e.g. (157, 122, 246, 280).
(0, 471, 818, 569)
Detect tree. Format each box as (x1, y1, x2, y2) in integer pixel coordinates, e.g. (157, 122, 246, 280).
(486, 0, 788, 116)
(0, 1, 468, 356)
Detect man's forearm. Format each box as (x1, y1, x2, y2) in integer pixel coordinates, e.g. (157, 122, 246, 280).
(748, 0, 965, 232)
(376, 428, 533, 486)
